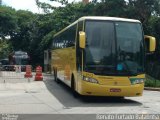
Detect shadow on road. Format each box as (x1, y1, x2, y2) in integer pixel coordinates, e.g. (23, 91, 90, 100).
(44, 76, 142, 108)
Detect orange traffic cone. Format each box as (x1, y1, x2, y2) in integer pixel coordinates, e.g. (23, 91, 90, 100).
(35, 66, 43, 81)
(24, 65, 32, 78)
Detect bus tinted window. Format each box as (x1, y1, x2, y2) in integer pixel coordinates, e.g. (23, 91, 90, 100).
(84, 20, 116, 75)
(53, 24, 76, 49)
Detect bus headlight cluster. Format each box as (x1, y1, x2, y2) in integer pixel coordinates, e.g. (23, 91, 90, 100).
(83, 76, 99, 84)
(131, 78, 144, 85)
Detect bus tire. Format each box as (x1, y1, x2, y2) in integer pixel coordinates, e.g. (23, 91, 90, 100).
(54, 69, 59, 83)
(71, 75, 79, 98)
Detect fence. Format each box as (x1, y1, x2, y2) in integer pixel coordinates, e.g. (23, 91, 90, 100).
(0, 65, 33, 83)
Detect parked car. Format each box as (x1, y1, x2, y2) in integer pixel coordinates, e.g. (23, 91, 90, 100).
(0, 59, 11, 71)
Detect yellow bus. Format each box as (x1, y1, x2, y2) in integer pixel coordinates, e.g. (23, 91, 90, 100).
(51, 16, 156, 97)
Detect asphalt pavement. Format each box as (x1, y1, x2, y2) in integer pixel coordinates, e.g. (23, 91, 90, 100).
(0, 72, 159, 119)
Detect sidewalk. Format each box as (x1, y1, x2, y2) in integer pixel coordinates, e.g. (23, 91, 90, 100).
(144, 87, 160, 91)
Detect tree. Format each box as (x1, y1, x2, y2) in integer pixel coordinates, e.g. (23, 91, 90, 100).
(10, 10, 35, 51)
(0, 40, 13, 59)
(148, 17, 160, 51)
(0, 6, 17, 39)
(94, 0, 127, 17)
(0, 0, 160, 68)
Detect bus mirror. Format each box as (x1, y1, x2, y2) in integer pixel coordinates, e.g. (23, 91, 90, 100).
(144, 35, 156, 52)
(79, 31, 86, 49)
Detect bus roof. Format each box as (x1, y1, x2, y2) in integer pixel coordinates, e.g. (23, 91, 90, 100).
(78, 16, 141, 23)
(54, 16, 141, 37)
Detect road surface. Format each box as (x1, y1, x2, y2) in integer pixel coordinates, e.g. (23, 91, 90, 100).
(0, 72, 159, 119)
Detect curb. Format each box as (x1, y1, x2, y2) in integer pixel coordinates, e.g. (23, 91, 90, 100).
(144, 87, 160, 91)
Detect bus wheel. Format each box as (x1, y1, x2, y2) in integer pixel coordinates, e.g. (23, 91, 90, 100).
(71, 75, 79, 98)
(54, 69, 59, 83)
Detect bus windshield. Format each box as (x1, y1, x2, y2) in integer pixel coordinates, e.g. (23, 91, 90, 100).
(84, 20, 145, 76)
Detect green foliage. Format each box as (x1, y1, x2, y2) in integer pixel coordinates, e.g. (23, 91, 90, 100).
(0, 40, 13, 59)
(0, 6, 17, 39)
(145, 75, 160, 87)
(50, 0, 69, 5)
(36, 0, 55, 13)
(28, 13, 56, 66)
(40, 30, 55, 50)
(0, 0, 160, 68)
(10, 10, 35, 51)
(147, 17, 160, 51)
(94, 0, 127, 17)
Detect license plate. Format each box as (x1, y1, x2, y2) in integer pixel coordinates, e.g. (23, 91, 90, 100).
(110, 88, 121, 92)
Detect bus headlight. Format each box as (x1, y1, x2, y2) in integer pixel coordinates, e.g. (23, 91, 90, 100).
(83, 76, 99, 84)
(130, 78, 145, 85)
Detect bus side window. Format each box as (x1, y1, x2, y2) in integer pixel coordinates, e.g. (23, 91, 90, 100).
(53, 36, 57, 49)
(66, 24, 76, 47)
(55, 36, 59, 49)
(71, 24, 76, 47)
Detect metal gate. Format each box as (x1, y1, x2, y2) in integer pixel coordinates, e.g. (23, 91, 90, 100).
(0, 65, 33, 83)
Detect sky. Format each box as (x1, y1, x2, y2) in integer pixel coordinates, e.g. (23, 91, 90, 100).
(2, 0, 76, 13)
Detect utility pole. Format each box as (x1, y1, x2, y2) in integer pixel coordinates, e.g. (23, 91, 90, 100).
(82, 0, 89, 4)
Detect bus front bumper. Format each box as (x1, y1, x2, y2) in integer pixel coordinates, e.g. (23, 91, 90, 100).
(78, 81, 144, 97)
